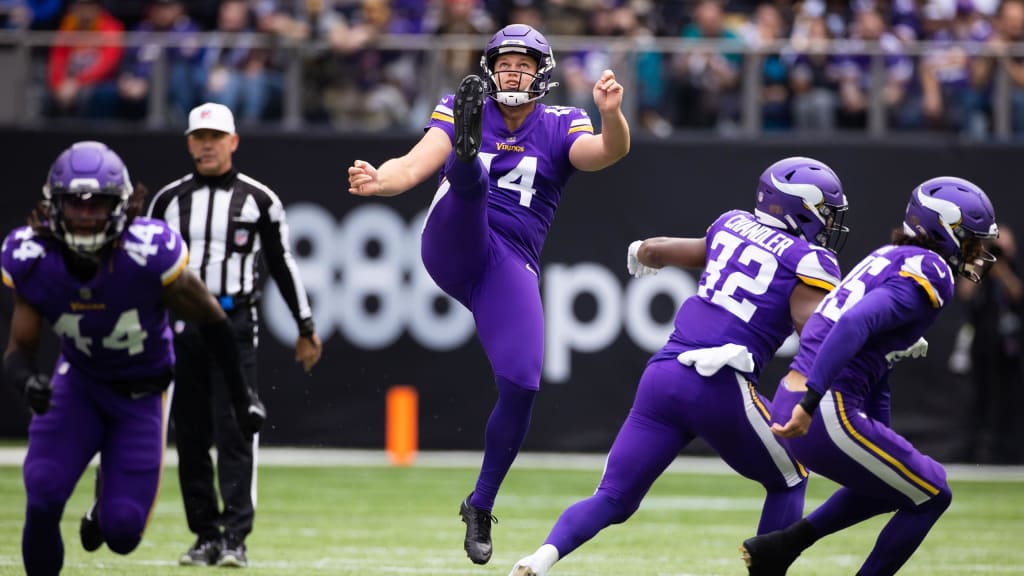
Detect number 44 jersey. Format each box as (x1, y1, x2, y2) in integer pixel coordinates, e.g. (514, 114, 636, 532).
(659, 210, 842, 379)
(1, 218, 188, 387)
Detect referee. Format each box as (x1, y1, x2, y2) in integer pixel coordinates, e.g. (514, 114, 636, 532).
(148, 102, 322, 568)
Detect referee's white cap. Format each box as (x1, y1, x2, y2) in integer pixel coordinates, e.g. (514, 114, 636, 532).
(186, 102, 236, 135)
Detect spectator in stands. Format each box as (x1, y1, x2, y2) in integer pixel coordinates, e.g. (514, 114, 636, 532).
(0, 0, 62, 30)
(666, 0, 742, 131)
(422, 0, 496, 103)
(919, 0, 993, 135)
(321, 0, 420, 131)
(46, 0, 124, 118)
(974, 0, 1024, 136)
(956, 222, 1024, 463)
(563, 2, 648, 128)
(836, 5, 916, 130)
(117, 0, 204, 124)
(201, 0, 279, 124)
(248, 0, 356, 123)
(787, 2, 842, 133)
(744, 2, 792, 131)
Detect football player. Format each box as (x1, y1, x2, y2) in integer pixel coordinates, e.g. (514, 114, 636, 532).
(741, 177, 998, 576)
(2, 141, 263, 575)
(510, 156, 849, 576)
(347, 23, 630, 564)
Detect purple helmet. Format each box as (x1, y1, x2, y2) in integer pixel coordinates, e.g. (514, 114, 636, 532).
(479, 24, 558, 106)
(754, 156, 849, 253)
(903, 176, 998, 282)
(43, 141, 133, 254)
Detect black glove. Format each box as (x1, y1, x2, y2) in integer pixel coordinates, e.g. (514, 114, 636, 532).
(197, 318, 265, 439)
(234, 392, 266, 439)
(5, 350, 51, 416)
(25, 373, 52, 415)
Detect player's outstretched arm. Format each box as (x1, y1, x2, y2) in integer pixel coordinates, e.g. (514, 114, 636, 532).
(3, 294, 51, 415)
(348, 128, 451, 197)
(632, 237, 707, 275)
(161, 269, 265, 438)
(569, 69, 630, 172)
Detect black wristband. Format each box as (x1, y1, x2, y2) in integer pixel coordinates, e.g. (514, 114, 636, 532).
(3, 349, 37, 394)
(799, 388, 824, 415)
(298, 317, 315, 338)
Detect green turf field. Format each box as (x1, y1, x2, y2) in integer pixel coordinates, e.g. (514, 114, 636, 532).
(0, 452, 1021, 575)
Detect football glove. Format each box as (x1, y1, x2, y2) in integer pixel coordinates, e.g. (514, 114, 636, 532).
(234, 392, 266, 439)
(25, 373, 52, 415)
(627, 240, 658, 278)
(885, 337, 928, 365)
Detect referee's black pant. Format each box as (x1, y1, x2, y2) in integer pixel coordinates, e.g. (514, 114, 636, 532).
(172, 305, 259, 544)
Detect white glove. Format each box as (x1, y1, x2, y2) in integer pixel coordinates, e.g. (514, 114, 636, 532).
(885, 337, 928, 365)
(627, 240, 658, 278)
(904, 337, 929, 359)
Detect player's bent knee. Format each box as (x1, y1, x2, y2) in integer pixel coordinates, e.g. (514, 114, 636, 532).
(101, 499, 146, 554)
(23, 460, 67, 503)
(600, 493, 641, 525)
(921, 485, 952, 515)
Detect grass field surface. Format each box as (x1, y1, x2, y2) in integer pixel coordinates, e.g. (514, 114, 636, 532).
(0, 448, 1021, 575)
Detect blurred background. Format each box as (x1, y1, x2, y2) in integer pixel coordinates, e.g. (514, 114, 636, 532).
(0, 0, 1021, 465)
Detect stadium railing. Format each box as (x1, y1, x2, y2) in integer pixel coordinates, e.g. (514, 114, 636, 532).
(0, 30, 1019, 139)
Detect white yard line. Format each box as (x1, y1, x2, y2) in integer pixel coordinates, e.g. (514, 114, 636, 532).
(0, 446, 1020, 481)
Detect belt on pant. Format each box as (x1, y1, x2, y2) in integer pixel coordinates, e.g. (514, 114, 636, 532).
(217, 293, 257, 311)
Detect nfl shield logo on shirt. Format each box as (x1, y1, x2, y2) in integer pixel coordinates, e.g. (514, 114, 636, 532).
(234, 229, 249, 247)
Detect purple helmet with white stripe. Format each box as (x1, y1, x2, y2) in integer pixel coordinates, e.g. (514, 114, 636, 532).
(754, 156, 849, 253)
(480, 24, 558, 106)
(903, 176, 998, 282)
(43, 141, 132, 254)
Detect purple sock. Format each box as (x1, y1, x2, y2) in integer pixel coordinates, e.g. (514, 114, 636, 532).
(470, 377, 536, 511)
(758, 481, 808, 534)
(808, 487, 896, 537)
(544, 493, 628, 559)
(858, 487, 952, 576)
(446, 155, 489, 199)
(23, 500, 65, 575)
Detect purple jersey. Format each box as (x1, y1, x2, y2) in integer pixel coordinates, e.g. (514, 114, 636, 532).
(427, 95, 594, 268)
(658, 210, 842, 377)
(792, 244, 953, 400)
(1, 218, 188, 386)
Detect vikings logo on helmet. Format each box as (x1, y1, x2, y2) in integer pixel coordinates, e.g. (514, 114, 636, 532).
(753, 156, 849, 253)
(903, 176, 998, 282)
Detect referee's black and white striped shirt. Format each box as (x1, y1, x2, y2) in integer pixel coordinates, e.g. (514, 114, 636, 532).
(147, 167, 312, 325)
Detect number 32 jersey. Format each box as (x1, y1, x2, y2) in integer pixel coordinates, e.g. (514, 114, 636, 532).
(659, 210, 842, 379)
(1, 218, 188, 385)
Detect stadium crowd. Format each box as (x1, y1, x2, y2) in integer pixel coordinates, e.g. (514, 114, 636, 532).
(10, 0, 1024, 137)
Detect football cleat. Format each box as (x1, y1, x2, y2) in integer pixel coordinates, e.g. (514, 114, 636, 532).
(79, 500, 104, 552)
(179, 537, 221, 566)
(510, 560, 545, 576)
(454, 75, 486, 163)
(740, 531, 801, 576)
(80, 468, 104, 552)
(459, 493, 496, 564)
